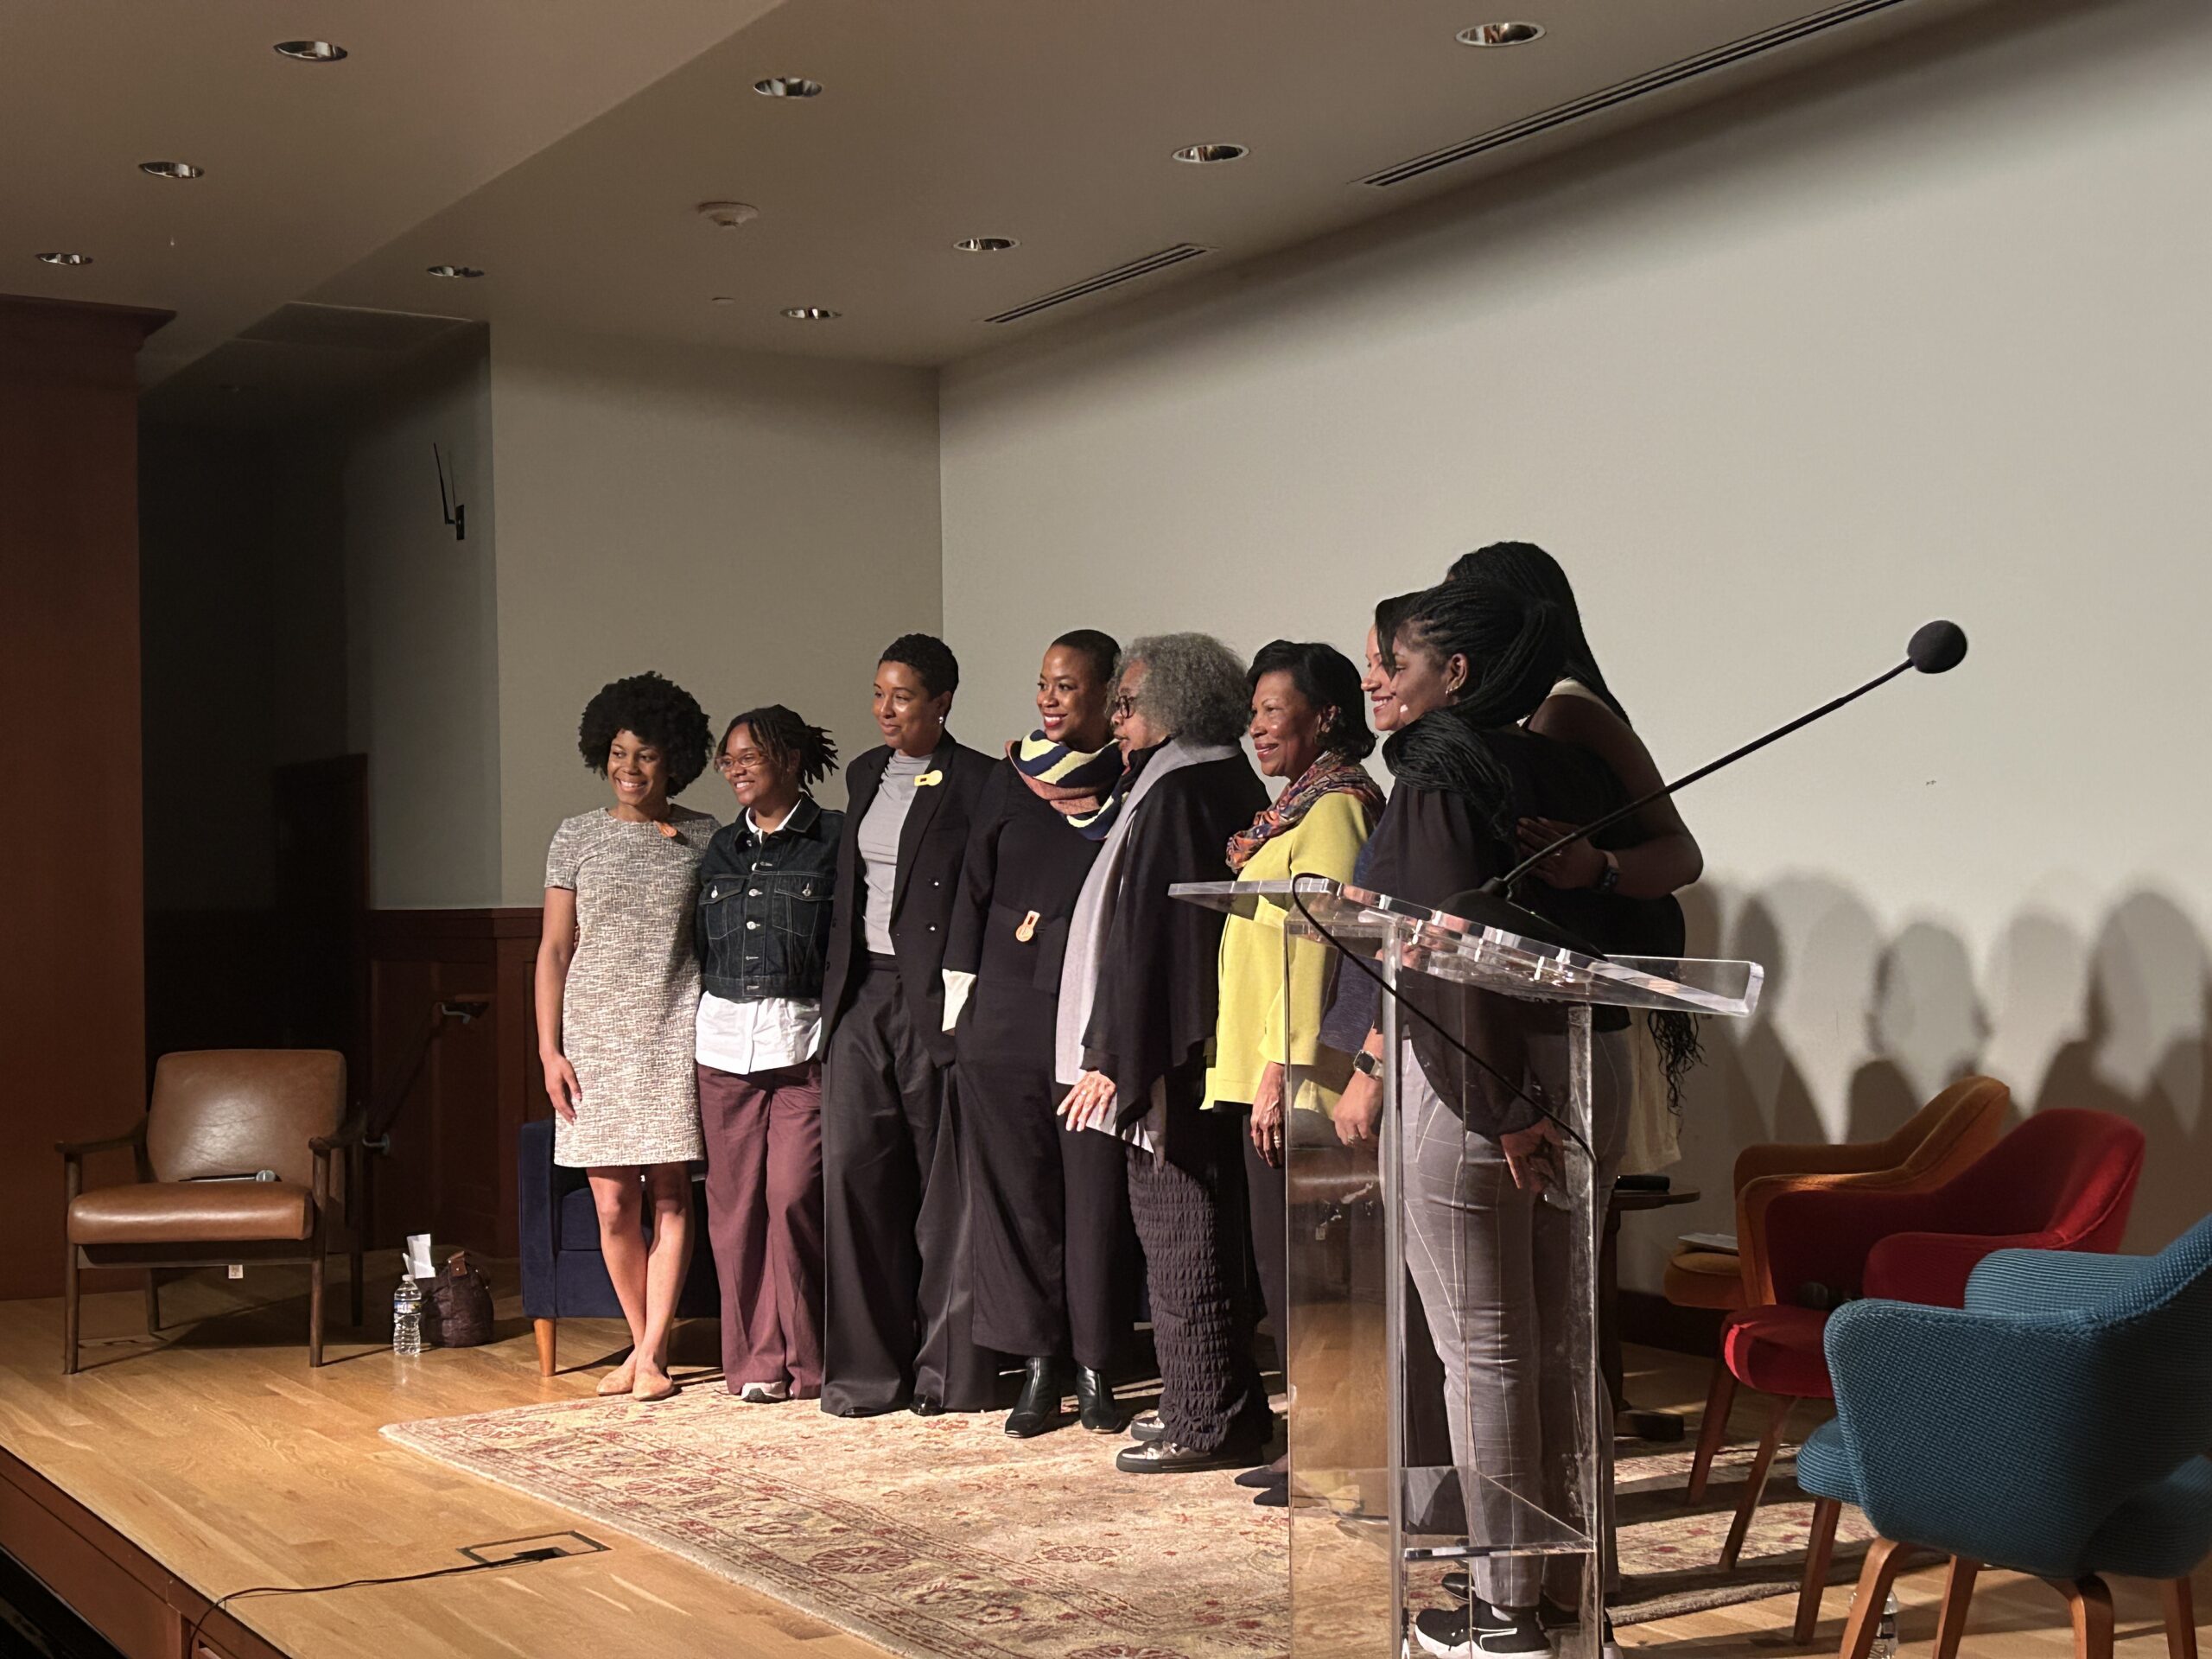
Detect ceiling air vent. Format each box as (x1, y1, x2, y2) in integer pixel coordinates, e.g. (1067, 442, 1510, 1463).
(1362, 0, 1916, 189)
(984, 244, 1213, 325)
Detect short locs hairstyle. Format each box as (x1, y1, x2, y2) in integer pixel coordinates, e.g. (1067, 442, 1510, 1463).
(880, 632, 960, 700)
(577, 671, 714, 792)
(1247, 639, 1376, 762)
(720, 704, 839, 790)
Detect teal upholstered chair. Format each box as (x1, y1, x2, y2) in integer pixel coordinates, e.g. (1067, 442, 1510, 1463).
(1790, 1212, 2212, 1659)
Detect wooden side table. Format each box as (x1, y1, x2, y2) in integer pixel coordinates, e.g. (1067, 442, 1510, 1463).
(1602, 1185, 1701, 1441)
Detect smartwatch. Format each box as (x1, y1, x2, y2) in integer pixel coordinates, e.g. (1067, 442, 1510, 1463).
(1352, 1049, 1384, 1082)
(1593, 850, 1622, 895)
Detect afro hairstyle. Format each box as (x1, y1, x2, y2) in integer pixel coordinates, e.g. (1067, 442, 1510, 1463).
(577, 671, 714, 792)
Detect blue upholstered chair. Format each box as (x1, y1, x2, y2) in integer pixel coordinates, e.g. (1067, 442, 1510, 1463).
(1789, 1212, 2212, 1659)
(517, 1117, 721, 1376)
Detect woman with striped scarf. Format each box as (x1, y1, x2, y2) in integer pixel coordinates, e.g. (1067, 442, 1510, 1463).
(942, 630, 1139, 1439)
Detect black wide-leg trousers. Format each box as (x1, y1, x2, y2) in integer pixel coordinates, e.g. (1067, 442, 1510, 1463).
(962, 1038, 1134, 1373)
(820, 959, 995, 1416)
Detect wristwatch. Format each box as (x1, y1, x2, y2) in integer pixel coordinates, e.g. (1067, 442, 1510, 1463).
(1352, 1049, 1384, 1081)
(1592, 850, 1622, 895)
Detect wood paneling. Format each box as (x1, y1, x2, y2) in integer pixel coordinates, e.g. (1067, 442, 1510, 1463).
(366, 908, 544, 1256)
(0, 294, 169, 1301)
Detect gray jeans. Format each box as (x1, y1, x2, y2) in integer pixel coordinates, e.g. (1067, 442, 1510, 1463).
(1401, 1025, 1630, 1611)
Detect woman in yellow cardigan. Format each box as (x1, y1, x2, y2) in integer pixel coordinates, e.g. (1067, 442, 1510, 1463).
(1204, 639, 1382, 1506)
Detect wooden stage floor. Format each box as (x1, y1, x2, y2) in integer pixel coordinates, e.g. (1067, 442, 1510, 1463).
(0, 1266, 2202, 1657)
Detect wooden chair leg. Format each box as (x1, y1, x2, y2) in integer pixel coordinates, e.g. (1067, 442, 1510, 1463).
(1688, 1358, 1738, 1503)
(1838, 1537, 1911, 1659)
(535, 1318, 557, 1377)
(2163, 1577, 2199, 1659)
(62, 1247, 80, 1376)
(144, 1268, 162, 1334)
(1934, 1555, 1980, 1659)
(1719, 1393, 1794, 1571)
(1794, 1496, 1840, 1643)
(308, 1230, 327, 1369)
(2063, 1576, 2114, 1659)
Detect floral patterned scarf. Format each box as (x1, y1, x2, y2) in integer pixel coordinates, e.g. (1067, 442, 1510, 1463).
(1225, 752, 1384, 872)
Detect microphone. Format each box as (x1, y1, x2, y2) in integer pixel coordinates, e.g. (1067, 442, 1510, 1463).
(1446, 620, 1969, 953)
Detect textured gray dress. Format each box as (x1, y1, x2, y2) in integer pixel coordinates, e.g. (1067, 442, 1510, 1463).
(544, 805, 720, 1167)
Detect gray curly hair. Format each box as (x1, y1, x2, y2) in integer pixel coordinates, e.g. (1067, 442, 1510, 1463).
(1120, 632, 1249, 747)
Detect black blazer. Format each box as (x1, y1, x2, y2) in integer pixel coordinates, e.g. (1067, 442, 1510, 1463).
(821, 731, 995, 1061)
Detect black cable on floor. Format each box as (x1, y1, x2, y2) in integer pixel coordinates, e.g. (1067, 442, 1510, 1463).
(185, 1548, 564, 1651)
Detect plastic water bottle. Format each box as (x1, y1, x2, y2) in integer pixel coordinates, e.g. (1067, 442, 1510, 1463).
(1867, 1591, 1899, 1659)
(392, 1274, 424, 1357)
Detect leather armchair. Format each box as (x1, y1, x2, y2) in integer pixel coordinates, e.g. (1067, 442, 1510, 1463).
(60, 1049, 356, 1370)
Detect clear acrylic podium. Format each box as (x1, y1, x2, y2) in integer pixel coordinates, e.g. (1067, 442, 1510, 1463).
(1172, 875, 1763, 1658)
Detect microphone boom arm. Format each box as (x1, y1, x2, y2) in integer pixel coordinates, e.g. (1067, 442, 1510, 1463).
(1485, 656, 1915, 895)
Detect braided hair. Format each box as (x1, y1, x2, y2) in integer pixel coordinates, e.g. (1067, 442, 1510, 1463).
(1447, 545, 1702, 1107)
(721, 704, 839, 789)
(1382, 582, 1566, 842)
(1447, 541, 1628, 722)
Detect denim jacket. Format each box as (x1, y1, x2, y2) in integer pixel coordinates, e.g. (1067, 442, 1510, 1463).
(696, 797, 845, 1002)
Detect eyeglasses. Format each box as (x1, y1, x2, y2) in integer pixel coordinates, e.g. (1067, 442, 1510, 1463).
(1109, 695, 1137, 719)
(715, 753, 765, 776)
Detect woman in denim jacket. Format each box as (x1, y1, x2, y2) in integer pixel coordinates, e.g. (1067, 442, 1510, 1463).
(695, 705, 843, 1402)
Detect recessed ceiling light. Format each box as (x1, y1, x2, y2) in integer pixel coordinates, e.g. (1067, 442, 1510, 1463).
(36, 251, 92, 266)
(709, 296, 738, 306)
(140, 160, 205, 181)
(1459, 22, 1545, 46)
(782, 306, 840, 321)
(1173, 143, 1248, 165)
(274, 40, 347, 62)
(426, 264, 484, 279)
(753, 76, 823, 99)
(696, 200, 760, 230)
(954, 237, 1019, 254)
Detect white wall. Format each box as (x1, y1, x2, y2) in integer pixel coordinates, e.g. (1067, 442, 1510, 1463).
(340, 336, 503, 910)
(941, 0, 2212, 1288)
(490, 325, 941, 906)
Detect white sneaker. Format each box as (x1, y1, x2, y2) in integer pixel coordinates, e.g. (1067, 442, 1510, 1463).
(738, 1380, 790, 1403)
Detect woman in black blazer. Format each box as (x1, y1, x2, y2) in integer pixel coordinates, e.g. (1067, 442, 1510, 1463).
(944, 630, 1135, 1439)
(818, 634, 997, 1418)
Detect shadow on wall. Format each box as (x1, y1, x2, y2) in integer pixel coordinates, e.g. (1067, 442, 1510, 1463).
(1655, 883, 2209, 1282)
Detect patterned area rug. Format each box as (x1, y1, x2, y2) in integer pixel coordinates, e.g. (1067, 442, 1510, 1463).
(385, 1395, 1870, 1656)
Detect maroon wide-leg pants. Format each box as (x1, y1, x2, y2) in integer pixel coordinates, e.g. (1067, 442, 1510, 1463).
(697, 1060, 824, 1397)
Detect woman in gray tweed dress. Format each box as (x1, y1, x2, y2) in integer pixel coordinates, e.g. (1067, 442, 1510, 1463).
(536, 671, 719, 1402)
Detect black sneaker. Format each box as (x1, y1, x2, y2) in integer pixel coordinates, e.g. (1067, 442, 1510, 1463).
(1411, 1601, 1553, 1656)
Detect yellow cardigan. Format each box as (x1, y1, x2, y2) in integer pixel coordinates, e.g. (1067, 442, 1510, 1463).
(1201, 789, 1374, 1116)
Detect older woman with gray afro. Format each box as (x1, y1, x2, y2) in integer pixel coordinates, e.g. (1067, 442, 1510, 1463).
(1054, 632, 1272, 1473)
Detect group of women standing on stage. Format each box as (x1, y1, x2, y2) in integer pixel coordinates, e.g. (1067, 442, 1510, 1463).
(533, 540, 1702, 1658)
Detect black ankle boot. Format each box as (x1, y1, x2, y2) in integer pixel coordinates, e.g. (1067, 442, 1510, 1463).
(1074, 1364, 1129, 1434)
(1004, 1357, 1064, 1438)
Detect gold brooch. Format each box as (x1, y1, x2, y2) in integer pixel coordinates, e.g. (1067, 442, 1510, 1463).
(915, 770, 944, 788)
(1015, 910, 1040, 943)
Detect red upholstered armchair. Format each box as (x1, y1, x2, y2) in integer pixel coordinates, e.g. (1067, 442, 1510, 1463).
(1708, 1107, 2146, 1573)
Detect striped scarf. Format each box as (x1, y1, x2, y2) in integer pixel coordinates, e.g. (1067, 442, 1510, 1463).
(1008, 732, 1128, 838)
(1225, 752, 1385, 871)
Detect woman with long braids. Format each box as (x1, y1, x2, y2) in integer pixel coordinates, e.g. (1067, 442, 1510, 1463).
(696, 705, 842, 1404)
(1448, 539, 1705, 1165)
(1336, 584, 1634, 1659)
(537, 671, 720, 1403)
(943, 630, 1136, 1439)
